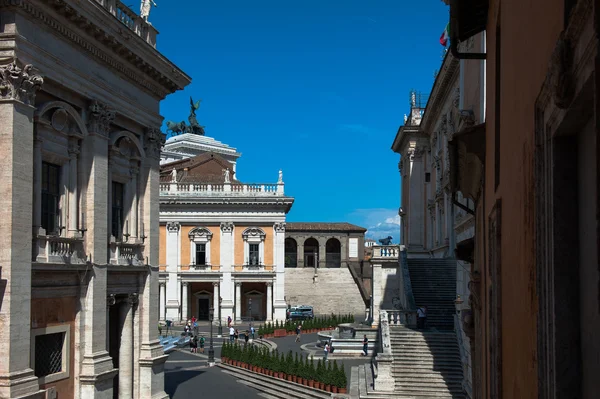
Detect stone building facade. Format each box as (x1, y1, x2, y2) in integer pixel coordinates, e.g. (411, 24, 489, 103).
(391, 35, 485, 396)
(0, 1, 189, 398)
(158, 133, 294, 324)
(447, 0, 599, 398)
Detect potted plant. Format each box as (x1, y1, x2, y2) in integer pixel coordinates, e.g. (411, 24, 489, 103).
(338, 364, 348, 393)
(331, 361, 339, 393)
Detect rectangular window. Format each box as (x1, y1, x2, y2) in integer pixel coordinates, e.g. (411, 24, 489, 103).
(249, 243, 260, 265)
(41, 162, 60, 234)
(31, 325, 70, 384)
(112, 182, 124, 239)
(425, 172, 431, 183)
(196, 243, 206, 265)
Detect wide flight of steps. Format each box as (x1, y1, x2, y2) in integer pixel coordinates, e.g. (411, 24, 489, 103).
(407, 258, 457, 331)
(390, 327, 464, 398)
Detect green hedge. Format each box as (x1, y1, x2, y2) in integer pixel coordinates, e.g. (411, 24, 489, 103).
(257, 313, 355, 336)
(221, 341, 347, 388)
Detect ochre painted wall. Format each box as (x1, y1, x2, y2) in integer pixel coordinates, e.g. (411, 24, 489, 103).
(159, 224, 166, 268)
(208, 225, 220, 265)
(483, 1, 563, 398)
(31, 297, 76, 399)
(234, 225, 274, 266)
(264, 228, 273, 266)
(180, 225, 193, 266)
(234, 226, 243, 266)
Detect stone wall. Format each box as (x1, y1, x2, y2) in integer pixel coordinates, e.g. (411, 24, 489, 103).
(284, 268, 366, 317)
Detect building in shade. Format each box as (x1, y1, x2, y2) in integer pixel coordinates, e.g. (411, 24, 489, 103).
(0, 1, 189, 398)
(158, 132, 294, 324)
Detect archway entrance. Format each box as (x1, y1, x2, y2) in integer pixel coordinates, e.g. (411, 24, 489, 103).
(326, 238, 341, 268)
(304, 238, 319, 268)
(285, 238, 298, 267)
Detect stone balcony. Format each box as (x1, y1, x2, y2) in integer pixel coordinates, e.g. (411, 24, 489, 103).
(109, 238, 145, 266)
(35, 235, 86, 264)
(96, 0, 158, 47)
(371, 245, 400, 260)
(159, 182, 284, 197)
(183, 264, 221, 272)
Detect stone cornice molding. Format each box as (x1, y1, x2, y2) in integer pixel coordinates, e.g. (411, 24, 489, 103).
(1, 0, 190, 99)
(88, 100, 115, 137)
(421, 53, 460, 134)
(0, 60, 44, 105)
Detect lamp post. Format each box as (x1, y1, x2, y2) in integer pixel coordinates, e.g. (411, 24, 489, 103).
(208, 308, 215, 366)
(217, 296, 223, 337)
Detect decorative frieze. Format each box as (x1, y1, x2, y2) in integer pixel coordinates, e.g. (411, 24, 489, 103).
(0, 61, 44, 105)
(88, 100, 115, 137)
(220, 222, 234, 233)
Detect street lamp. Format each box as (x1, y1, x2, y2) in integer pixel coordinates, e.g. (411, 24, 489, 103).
(217, 296, 223, 337)
(208, 308, 215, 366)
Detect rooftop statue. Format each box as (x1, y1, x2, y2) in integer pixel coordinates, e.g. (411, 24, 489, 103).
(165, 96, 206, 136)
(140, 0, 157, 22)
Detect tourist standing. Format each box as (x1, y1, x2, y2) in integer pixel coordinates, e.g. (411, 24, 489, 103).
(235, 328, 239, 342)
(229, 326, 235, 342)
(190, 335, 198, 353)
(417, 306, 427, 329)
(250, 325, 255, 339)
(244, 330, 249, 345)
(324, 342, 330, 362)
(295, 324, 302, 343)
(227, 315, 232, 327)
(362, 334, 368, 356)
(199, 336, 205, 353)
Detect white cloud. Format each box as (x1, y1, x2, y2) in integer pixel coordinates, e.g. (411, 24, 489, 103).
(347, 208, 400, 244)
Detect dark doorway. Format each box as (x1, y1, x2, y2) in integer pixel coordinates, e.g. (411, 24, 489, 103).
(325, 238, 341, 268)
(108, 302, 121, 399)
(304, 238, 319, 268)
(285, 238, 297, 267)
(197, 298, 210, 320)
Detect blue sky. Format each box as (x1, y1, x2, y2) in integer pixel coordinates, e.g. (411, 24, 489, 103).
(149, 0, 449, 242)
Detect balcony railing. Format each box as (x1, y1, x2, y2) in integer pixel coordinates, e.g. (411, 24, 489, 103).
(371, 245, 400, 259)
(186, 264, 221, 272)
(384, 309, 417, 327)
(159, 182, 285, 197)
(35, 235, 86, 264)
(94, 0, 158, 47)
(109, 239, 144, 266)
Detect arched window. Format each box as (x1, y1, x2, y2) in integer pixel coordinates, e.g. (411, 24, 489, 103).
(189, 227, 213, 267)
(325, 238, 341, 268)
(242, 227, 266, 266)
(285, 238, 298, 268)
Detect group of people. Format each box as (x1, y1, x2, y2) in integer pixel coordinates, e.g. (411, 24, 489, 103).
(229, 324, 255, 344)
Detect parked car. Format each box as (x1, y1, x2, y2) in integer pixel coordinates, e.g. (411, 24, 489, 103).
(286, 305, 314, 320)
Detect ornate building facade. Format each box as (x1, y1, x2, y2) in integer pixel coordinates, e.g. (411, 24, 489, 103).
(391, 34, 485, 397)
(158, 133, 294, 324)
(0, 1, 189, 398)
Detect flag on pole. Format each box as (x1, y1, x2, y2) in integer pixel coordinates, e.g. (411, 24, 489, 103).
(440, 23, 450, 47)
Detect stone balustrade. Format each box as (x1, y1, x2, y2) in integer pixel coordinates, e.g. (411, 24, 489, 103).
(35, 235, 86, 264)
(109, 240, 145, 266)
(384, 309, 418, 327)
(94, 0, 158, 47)
(184, 264, 221, 272)
(371, 245, 400, 259)
(373, 310, 395, 391)
(160, 182, 285, 196)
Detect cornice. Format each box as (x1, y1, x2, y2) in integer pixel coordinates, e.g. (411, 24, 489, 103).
(421, 52, 460, 133)
(3, 0, 190, 99)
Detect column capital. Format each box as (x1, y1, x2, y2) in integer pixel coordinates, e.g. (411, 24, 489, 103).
(182, 281, 189, 287)
(87, 100, 115, 137)
(265, 282, 272, 287)
(107, 294, 116, 306)
(274, 222, 286, 233)
(159, 282, 166, 288)
(0, 60, 44, 105)
(213, 282, 219, 287)
(235, 282, 241, 287)
(166, 221, 180, 233)
(127, 293, 139, 305)
(221, 222, 234, 233)
(68, 143, 80, 158)
(144, 126, 165, 159)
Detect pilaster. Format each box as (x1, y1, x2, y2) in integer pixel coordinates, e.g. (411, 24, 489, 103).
(235, 282, 242, 323)
(219, 222, 235, 322)
(165, 221, 180, 321)
(273, 222, 287, 320)
(0, 60, 44, 399)
(407, 145, 426, 249)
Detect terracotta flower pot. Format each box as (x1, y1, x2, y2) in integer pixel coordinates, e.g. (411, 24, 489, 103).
(292, 375, 297, 383)
(287, 375, 293, 382)
(325, 384, 331, 392)
(339, 388, 347, 394)
(319, 382, 325, 390)
(332, 386, 338, 393)
(308, 380, 314, 388)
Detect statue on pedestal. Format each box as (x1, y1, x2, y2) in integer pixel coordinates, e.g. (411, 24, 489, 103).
(223, 169, 230, 183)
(165, 96, 206, 136)
(170, 169, 177, 183)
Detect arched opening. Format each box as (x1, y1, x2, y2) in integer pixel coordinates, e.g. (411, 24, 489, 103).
(285, 238, 297, 268)
(326, 238, 342, 268)
(304, 238, 319, 268)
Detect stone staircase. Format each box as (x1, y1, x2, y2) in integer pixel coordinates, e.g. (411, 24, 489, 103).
(390, 327, 464, 398)
(407, 258, 457, 331)
(285, 267, 367, 316)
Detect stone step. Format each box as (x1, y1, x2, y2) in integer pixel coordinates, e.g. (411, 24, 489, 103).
(392, 371, 463, 379)
(394, 379, 463, 389)
(391, 347, 460, 354)
(218, 363, 331, 399)
(394, 385, 463, 394)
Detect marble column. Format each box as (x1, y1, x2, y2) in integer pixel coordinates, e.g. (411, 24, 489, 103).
(68, 141, 79, 235)
(159, 283, 166, 322)
(212, 282, 219, 325)
(297, 243, 304, 267)
(266, 282, 273, 322)
(165, 222, 180, 321)
(119, 298, 133, 399)
(33, 137, 43, 235)
(235, 282, 242, 323)
(181, 282, 189, 322)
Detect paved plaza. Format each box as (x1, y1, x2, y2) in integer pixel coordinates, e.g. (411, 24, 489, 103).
(163, 329, 370, 397)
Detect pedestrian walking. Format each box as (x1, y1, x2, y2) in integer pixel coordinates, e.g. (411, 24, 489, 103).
(227, 315, 232, 328)
(362, 334, 368, 356)
(250, 325, 255, 339)
(190, 335, 198, 353)
(235, 328, 239, 342)
(229, 326, 235, 343)
(324, 342, 330, 362)
(244, 330, 249, 345)
(295, 324, 302, 343)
